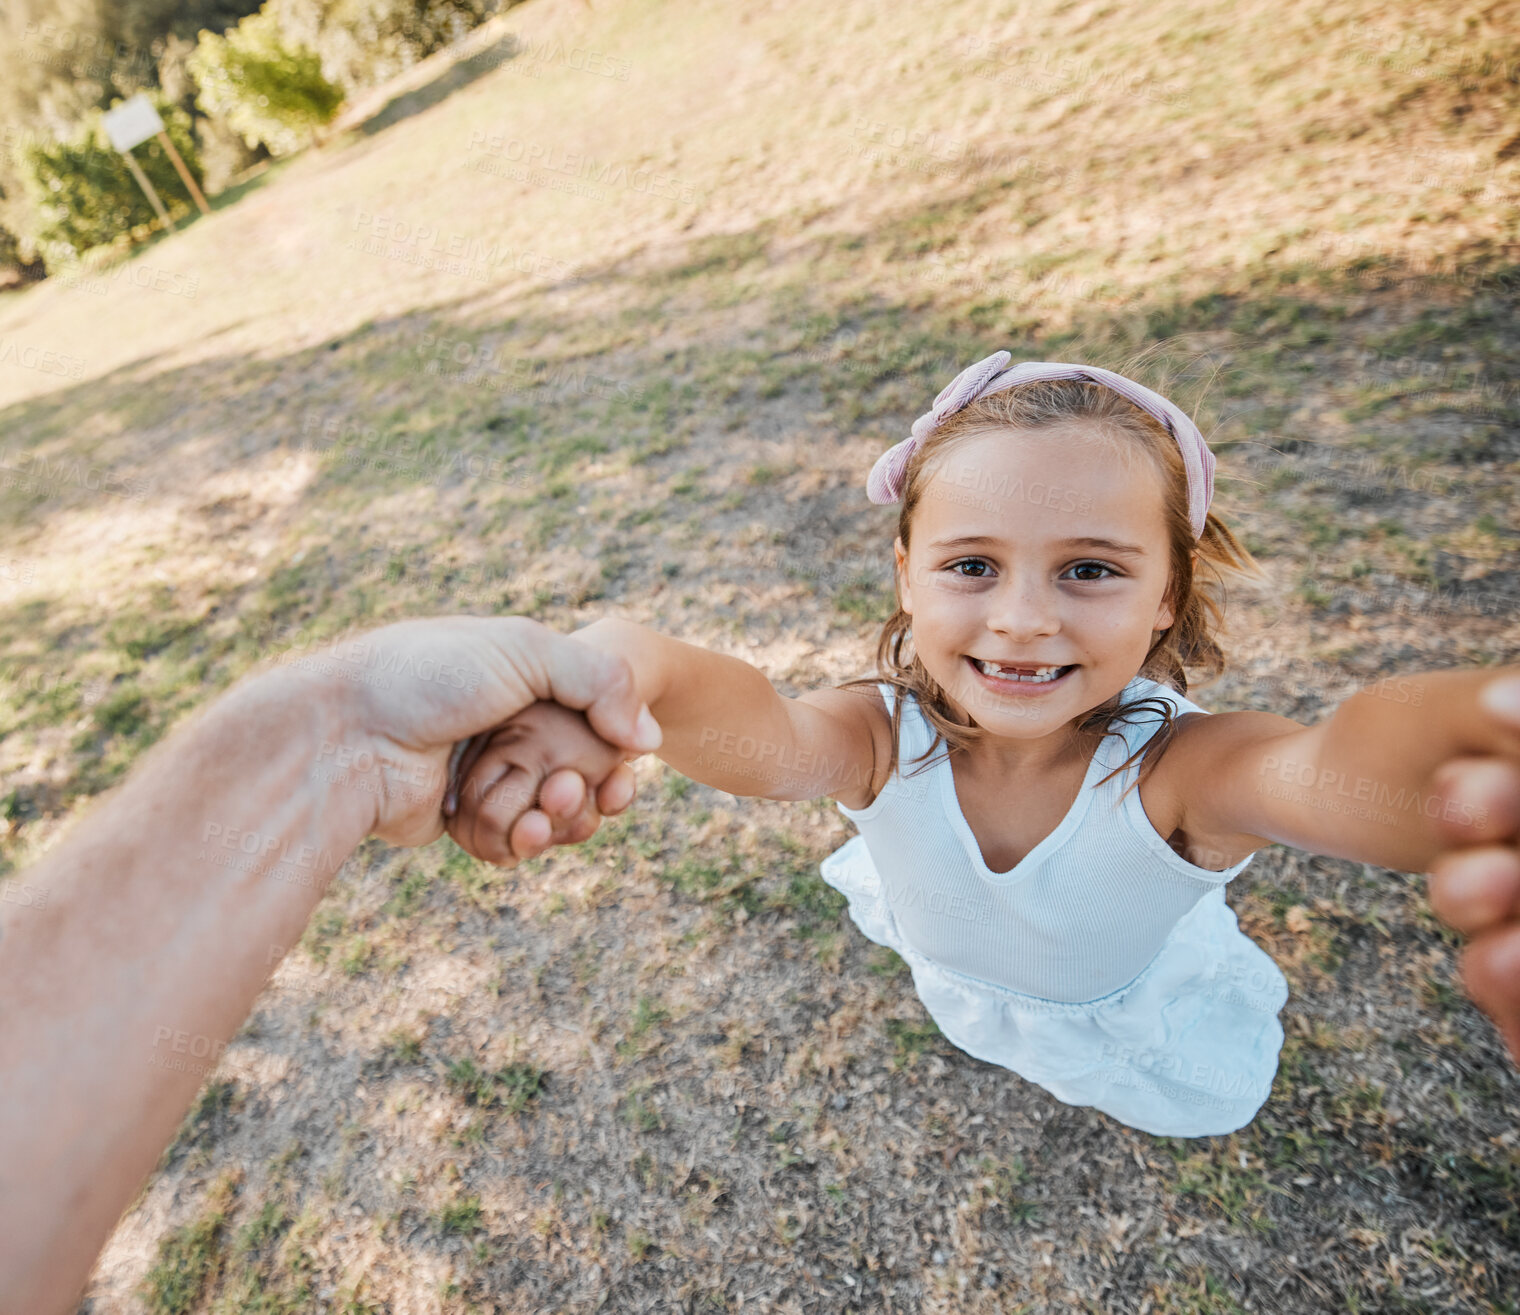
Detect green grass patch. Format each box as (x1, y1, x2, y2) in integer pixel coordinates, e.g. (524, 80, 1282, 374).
(1168, 1144, 1277, 1233)
(383, 1026, 425, 1065)
(93, 686, 150, 737)
(616, 994, 671, 1060)
(1150, 1268, 1250, 1315)
(382, 864, 429, 919)
(436, 1193, 484, 1236)
(443, 1056, 547, 1114)
(140, 1172, 238, 1315)
(980, 1155, 1040, 1225)
(620, 1081, 664, 1132)
(883, 1015, 940, 1068)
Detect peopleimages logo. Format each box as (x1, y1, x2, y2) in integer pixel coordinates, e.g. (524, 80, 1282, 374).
(315, 639, 483, 692)
(296, 411, 534, 489)
(0, 337, 86, 379)
(1256, 754, 1488, 829)
(918, 457, 1094, 516)
(21, 21, 159, 80)
(500, 34, 632, 80)
(56, 262, 199, 300)
(0, 450, 152, 501)
(411, 335, 642, 403)
(347, 210, 581, 285)
(1096, 1043, 1259, 1109)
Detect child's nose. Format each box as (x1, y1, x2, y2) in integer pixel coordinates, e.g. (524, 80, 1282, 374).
(987, 576, 1061, 639)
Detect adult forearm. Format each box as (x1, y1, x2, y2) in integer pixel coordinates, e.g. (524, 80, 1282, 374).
(0, 665, 373, 1315)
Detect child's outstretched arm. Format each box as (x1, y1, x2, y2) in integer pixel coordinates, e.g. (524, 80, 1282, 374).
(571, 618, 891, 806)
(1161, 665, 1520, 877)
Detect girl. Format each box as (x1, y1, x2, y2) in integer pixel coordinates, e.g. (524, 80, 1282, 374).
(445, 352, 1515, 1137)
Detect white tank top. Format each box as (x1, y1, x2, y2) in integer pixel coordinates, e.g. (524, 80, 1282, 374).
(838, 677, 1254, 1004)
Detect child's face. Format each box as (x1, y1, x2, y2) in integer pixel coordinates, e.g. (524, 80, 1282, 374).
(894, 425, 1180, 745)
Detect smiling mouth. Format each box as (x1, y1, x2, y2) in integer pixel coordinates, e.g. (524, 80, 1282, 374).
(968, 657, 1077, 685)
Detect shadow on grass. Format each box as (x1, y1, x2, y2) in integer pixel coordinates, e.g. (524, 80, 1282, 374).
(209, 157, 296, 213)
(355, 35, 525, 139)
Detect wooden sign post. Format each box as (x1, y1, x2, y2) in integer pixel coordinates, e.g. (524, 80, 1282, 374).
(102, 95, 211, 232)
(119, 150, 175, 231)
(156, 129, 211, 217)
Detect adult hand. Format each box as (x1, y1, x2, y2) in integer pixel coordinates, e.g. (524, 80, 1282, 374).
(300, 616, 660, 847)
(1427, 673, 1520, 1061)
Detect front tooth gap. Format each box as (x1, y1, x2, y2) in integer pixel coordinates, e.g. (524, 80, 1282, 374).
(981, 662, 1064, 681)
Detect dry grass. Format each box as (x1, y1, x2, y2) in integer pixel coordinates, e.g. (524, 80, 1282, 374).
(0, 0, 1517, 1309)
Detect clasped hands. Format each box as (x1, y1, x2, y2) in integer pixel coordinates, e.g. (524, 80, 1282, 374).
(440, 698, 640, 864)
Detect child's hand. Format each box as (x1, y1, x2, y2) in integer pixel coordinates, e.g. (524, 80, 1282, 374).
(1427, 671, 1520, 1059)
(443, 700, 639, 865)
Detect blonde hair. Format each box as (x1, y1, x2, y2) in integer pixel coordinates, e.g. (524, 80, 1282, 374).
(846, 373, 1262, 793)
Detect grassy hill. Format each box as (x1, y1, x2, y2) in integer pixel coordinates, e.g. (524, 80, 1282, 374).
(2, 0, 1518, 1310)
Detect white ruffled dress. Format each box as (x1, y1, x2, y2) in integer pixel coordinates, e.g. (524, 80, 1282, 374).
(820, 678, 1288, 1138)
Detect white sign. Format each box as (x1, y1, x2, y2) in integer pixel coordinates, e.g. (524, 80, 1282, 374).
(102, 95, 164, 153)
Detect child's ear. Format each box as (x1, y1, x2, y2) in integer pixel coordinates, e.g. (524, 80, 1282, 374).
(1154, 550, 1196, 632)
(894, 537, 914, 616)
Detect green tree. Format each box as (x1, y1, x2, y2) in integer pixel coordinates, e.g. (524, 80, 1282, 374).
(19, 96, 205, 259)
(270, 0, 509, 93)
(187, 5, 344, 157)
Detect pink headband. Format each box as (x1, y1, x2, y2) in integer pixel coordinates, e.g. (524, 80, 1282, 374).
(866, 353, 1215, 539)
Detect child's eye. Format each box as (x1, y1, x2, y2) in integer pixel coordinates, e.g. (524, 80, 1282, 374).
(1066, 560, 1117, 581)
(947, 558, 991, 578)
